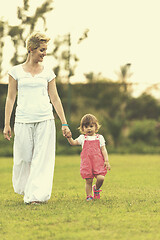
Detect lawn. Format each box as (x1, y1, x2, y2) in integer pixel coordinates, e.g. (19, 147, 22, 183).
(0, 155, 160, 240)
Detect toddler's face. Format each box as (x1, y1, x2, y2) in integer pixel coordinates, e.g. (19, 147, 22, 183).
(83, 123, 97, 136)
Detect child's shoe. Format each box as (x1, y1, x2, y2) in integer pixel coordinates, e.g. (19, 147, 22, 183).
(93, 185, 102, 199)
(86, 195, 93, 201)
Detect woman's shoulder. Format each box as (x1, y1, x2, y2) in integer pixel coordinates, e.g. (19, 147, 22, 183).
(8, 64, 23, 80)
(43, 65, 56, 81)
(10, 64, 22, 70)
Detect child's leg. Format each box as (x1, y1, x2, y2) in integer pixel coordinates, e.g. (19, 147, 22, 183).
(92, 175, 105, 199)
(85, 178, 93, 196)
(95, 175, 105, 190)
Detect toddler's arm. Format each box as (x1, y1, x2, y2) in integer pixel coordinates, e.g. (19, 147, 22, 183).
(101, 145, 111, 170)
(67, 137, 79, 146)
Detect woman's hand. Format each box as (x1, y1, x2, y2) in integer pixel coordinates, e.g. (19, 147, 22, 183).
(3, 125, 12, 141)
(62, 126, 72, 138)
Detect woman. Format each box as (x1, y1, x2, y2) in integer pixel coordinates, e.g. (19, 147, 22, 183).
(3, 32, 71, 204)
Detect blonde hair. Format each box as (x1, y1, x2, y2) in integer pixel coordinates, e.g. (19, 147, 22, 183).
(79, 114, 101, 134)
(26, 32, 50, 53)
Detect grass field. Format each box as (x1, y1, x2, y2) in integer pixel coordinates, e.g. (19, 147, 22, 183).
(0, 154, 160, 240)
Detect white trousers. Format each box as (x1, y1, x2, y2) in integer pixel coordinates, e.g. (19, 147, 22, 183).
(13, 120, 56, 203)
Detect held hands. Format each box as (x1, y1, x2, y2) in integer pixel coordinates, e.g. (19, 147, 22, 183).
(104, 161, 111, 171)
(62, 126, 72, 138)
(3, 126, 12, 141)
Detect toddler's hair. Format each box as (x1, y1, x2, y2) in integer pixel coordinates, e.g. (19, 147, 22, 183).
(79, 114, 101, 134)
(26, 32, 50, 53)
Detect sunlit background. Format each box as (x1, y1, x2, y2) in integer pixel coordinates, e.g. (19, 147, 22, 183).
(0, 0, 160, 98)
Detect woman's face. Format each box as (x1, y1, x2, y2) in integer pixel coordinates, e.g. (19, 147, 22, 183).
(32, 43, 47, 63)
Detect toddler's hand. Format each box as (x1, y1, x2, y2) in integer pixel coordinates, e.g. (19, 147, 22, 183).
(104, 161, 111, 171)
(66, 131, 72, 138)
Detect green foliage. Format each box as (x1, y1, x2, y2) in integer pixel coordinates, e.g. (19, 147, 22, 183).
(0, 20, 6, 77)
(1, 1, 159, 156)
(0, 84, 16, 129)
(51, 34, 79, 82)
(1, 81, 160, 156)
(0, 85, 7, 129)
(8, 0, 53, 65)
(52, 30, 89, 82)
(126, 93, 160, 120)
(84, 72, 104, 83)
(115, 63, 133, 92)
(129, 120, 158, 145)
(0, 155, 160, 240)
(107, 114, 125, 147)
(0, 1, 53, 71)
(0, 132, 13, 156)
(17, 0, 53, 30)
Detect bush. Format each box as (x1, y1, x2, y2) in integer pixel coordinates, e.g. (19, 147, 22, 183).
(129, 120, 158, 145)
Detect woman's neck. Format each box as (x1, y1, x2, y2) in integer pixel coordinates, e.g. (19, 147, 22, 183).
(25, 55, 40, 68)
(22, 55, 43, 75)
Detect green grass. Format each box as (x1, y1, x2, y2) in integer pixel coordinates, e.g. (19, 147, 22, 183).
(0, 155, 160, 240)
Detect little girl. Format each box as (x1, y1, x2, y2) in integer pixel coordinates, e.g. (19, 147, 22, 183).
(67, 114, 111, 201)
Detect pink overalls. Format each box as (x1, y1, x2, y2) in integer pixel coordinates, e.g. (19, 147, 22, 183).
(80, 135, 107, 179)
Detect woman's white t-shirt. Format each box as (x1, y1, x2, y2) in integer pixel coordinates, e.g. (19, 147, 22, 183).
(8, 64, 56, 123)
(76, 134, 105, 148)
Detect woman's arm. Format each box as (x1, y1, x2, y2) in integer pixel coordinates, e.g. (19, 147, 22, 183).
(48, 79, 71, 137)
(3, 75, 17, 141)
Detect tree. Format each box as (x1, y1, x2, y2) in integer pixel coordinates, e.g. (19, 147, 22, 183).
(107, 114, 125, 148)
(84, 72, 103, 83)
(8, 0, 53, 65)
(129, 120, 158, 145)
(51, 29, 89, 82)
(0, 20, 7, 79)
(115, 63, 133, 92)
(126, 93, 160, 120)
(51, 30, 89, 123)
(51, 34, 79, 82)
